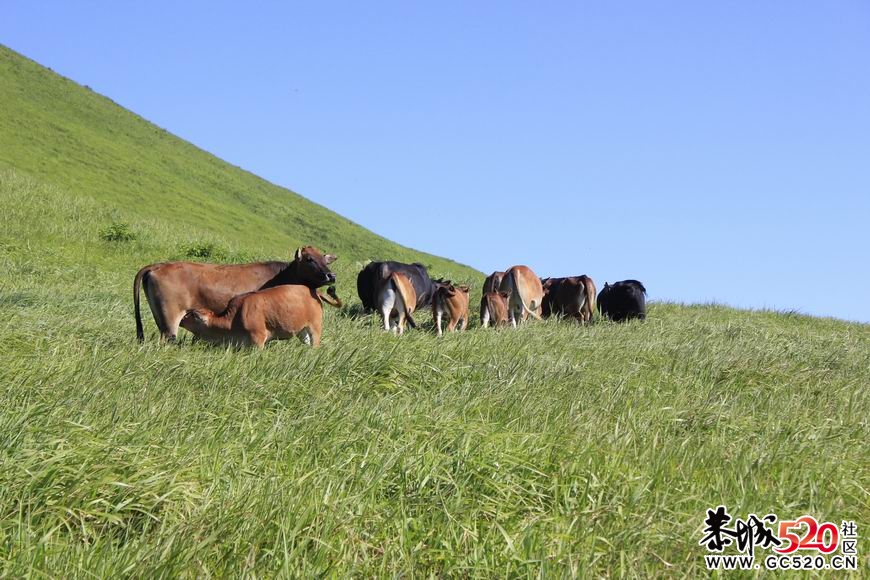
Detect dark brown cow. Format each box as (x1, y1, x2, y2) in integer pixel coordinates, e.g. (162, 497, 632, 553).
(432, 282, 470, 336)
(480, 290, 511, 328)
(180, 286, 342, 348)
(541, 275, 597, 323)
(134, 246, 336, 341)
(482, 271, 505, 294)
(499, 265, 544, 326)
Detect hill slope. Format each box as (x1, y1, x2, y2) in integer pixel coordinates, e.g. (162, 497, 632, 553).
(0, 44, 479, 287)
(1, 45, 868, 576)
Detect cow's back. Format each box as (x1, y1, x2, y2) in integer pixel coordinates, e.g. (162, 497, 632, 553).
(502, 265, 544, 312)
(482, 271, 505, 294)
(598, 280, 646, 321)
(149, 261, 287, 313)
(239, 285, 321, 335)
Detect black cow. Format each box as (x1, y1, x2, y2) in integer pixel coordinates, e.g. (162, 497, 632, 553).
(597, 280, 647, 322)
(357, 261, 437, 312)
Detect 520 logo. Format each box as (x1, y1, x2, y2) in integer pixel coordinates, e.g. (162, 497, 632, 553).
(699, 505, 859, 571)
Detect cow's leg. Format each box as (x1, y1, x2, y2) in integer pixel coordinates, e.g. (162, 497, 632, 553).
(379, 289, 395, 331)
(159, 306, 186, 342)
(381, 305, 392, 331)
(143, 280, 180, 342)
(435, 308, 443, 336)
(296, 329, 312, 346)
(396, 309, 405, 335)
(250, 330, 269, 349)
(311, 319, 322, 347)
(447, 317, 458, 333)
(297, 325, 320, 347)
(460, 317, 467, 331)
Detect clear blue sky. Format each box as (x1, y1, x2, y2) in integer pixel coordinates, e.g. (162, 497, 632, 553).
(4, 1, 869, 322)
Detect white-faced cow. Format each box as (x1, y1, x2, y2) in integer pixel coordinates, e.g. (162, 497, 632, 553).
(479, 289, 511, 328)
(377, 272, 418, 334)
(180, 286, 342, 348)
(541, 275, 597, 323)
(134, 246, 336, 341)
(498, 265, 544, 327)
(357, 261, 436, 312)
(597, 279, 647, 322)
(432, 281, 470, 336)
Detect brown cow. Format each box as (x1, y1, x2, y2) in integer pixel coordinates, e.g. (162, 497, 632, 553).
(541, 275, 597, 323)
(377, 272, 418, 334)
(179, 286, 342, 348)
(479, 290, 511, 328)
(432, 282, 470, 336)
(134, 246, 336, 342)
(499, 265, 544, 327)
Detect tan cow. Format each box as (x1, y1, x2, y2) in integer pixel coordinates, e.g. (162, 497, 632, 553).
(498, 265, 544, 327)
(377, 272, 417, 334)
(432, 282, 470, 336)
(479, 290, 511, 328)
(180, 286, 342, 348)
(134, 246, 336, 342)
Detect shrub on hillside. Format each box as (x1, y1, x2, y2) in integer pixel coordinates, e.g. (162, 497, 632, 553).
(181, 241, 228, 261)
(99, 222, 137, 242)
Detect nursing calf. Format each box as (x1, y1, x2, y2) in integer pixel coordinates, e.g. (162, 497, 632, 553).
(180, 285, 342, 348)
(134, 246, 336, 341)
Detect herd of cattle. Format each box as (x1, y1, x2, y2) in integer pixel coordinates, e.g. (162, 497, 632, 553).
(133, 246, 646, 348)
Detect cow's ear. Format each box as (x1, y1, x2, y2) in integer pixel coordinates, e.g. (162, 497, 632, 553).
(459, 285, 470, 292)
(324, 254, 337, 264)
(294, 247, 303, 261)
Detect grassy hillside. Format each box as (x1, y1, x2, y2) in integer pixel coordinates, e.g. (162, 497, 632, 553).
(1, 45, 868, 576)
(0, 44, 479, 286)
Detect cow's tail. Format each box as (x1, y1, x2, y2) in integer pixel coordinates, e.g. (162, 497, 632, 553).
(583, 277, 597, 322)
(514, 276, 543, 320)
(133, 265, 153, 342)
(574, 285, 588, 320)
(511, 271, 542, 320)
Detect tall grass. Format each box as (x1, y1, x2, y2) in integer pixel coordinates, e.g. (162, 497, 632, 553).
(1, 170, 868, 576)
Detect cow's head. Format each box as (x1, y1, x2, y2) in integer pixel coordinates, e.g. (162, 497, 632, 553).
(180, 309, 208, 331)
(293, 246, 337, 287)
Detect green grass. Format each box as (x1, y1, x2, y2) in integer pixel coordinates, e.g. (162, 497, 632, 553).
(1, 45, 869, 576)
